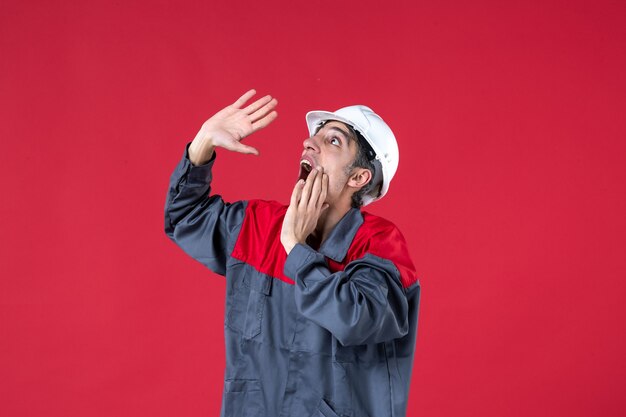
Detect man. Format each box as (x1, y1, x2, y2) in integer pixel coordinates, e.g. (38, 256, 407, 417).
(165, 90, 420, 417)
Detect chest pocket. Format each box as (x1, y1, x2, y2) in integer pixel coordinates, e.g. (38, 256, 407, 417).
(226, 262, 272, 339)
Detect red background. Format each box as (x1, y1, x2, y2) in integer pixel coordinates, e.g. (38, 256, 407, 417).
(1, 1, 625, 416)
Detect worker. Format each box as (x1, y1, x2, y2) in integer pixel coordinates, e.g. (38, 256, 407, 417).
(164, 89, 421, 417)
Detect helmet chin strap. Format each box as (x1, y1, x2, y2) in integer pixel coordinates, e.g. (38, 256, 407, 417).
(369, 159, 384, 198)
(352, 128, 377, 162)
(350, 126, 383, 198)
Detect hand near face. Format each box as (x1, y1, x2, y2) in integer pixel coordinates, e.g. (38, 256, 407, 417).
(188, 89, 278, 165)
(281, 167, 329, 254)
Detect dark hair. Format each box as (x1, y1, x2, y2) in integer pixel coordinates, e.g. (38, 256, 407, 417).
(346, 129, 381, 208)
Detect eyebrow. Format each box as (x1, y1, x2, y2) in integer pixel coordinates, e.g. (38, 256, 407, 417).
(326, 125, 356, 142)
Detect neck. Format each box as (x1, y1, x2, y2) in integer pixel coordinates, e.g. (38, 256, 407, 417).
(309, 199, 354, 249)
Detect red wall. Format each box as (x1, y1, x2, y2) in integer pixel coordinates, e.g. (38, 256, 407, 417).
(1, 1, 625, 416)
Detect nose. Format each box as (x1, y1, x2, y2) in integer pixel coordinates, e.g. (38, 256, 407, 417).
(303, 134, 320, 152)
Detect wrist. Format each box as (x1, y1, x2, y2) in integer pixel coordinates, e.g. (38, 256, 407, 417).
(281, 235, 298, 255)
(189, 136, 215, 166)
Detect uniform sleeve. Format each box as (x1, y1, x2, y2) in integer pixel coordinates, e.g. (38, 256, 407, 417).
(164, 143, 246, 275)
(283, 243, 410, 346)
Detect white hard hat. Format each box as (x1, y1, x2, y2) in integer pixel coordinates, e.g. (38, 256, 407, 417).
(305, 105, 399, 206)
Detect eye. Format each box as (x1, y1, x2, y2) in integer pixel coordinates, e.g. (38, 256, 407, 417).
(330, 136, 341, 146)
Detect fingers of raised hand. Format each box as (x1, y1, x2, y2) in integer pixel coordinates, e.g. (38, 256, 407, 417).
(249, 97, 278, 129)
(228, 91, 278, 133)
(251, 109, 278, 132)
(233, 89, 257, 108)
(244, 95, 274, 116)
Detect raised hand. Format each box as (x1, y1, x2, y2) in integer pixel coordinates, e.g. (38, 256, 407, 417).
(188, 89, 278, 165)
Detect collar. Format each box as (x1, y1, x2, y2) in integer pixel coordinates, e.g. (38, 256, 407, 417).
(317, 207, 364, 263)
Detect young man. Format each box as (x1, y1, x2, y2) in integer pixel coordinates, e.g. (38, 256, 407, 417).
(165, 90, 420, 417)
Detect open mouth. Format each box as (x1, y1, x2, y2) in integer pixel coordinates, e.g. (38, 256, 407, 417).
(298, 159, 313, 181)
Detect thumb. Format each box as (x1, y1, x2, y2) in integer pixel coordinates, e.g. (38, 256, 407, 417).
(321, 203, 330, 211)
(232, 141, 259, 155)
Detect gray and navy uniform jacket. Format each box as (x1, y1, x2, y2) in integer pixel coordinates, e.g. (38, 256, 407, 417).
(164, 145, 421, 417)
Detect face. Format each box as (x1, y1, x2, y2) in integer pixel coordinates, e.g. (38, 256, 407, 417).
(299, 121, 369, 205)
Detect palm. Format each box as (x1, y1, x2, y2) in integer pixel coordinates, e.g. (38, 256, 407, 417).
(200, 90, 278, 155)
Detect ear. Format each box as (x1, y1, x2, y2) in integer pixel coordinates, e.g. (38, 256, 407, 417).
(348, 168, 372, 189)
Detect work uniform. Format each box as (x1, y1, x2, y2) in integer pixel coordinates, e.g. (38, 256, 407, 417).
(164, 145, 421, 417)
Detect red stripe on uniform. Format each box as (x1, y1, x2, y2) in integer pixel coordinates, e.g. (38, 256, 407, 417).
(231, 200, 295, 285)
(231, 200, 418, 289)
